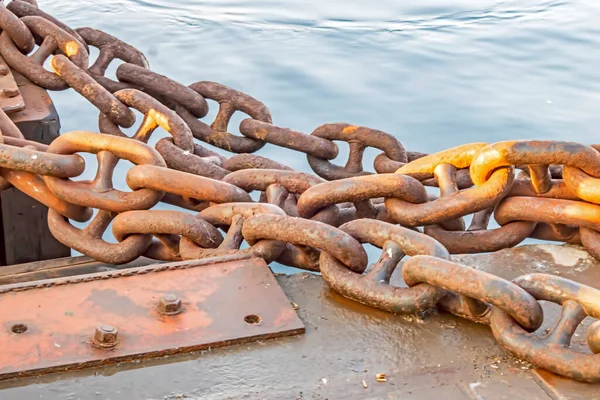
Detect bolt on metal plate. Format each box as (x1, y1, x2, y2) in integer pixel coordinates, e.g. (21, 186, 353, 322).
(0, 55, 25, 114)
(0, 255, 305, 381)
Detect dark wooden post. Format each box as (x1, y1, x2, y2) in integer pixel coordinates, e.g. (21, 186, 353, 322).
(0, 71, 70, 265)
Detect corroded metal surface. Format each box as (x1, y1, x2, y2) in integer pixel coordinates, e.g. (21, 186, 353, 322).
(0, 256, 304, 381)
(0, 16, 88, 91)
(0, 55, 24, 114)
(1, 244, 597, 399)
(2, 1, 600, 387)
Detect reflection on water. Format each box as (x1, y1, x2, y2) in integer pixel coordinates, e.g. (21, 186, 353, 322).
(36, 0, 600, 269)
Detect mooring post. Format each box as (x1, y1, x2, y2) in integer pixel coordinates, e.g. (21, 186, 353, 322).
(0, 70, 70, 265)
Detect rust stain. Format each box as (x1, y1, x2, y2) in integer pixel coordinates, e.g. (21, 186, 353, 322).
(0, 257, 304, 380)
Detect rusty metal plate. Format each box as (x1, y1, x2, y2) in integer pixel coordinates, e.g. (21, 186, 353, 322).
(0, 55, 25, 114)
(532, 368, 600, 399)
(0, 255, 305, 380)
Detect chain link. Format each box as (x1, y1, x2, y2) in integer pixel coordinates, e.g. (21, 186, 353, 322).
(0, 3, 600, 382)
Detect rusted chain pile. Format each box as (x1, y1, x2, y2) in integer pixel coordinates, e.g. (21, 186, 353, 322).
(0, 0, 599, 382)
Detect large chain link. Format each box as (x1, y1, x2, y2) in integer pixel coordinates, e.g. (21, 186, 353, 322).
(0, 0, 599, 382)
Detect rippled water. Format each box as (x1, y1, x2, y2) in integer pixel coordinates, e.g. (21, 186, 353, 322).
(35, 0, 600, 265)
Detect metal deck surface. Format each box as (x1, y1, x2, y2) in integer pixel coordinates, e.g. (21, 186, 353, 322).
(0, 244, 599, 399)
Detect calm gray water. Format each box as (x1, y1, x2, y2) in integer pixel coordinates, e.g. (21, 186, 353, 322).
(36, 0, 600, 264)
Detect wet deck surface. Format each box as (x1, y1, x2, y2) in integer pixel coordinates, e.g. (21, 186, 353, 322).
(1, 244, 600, 399)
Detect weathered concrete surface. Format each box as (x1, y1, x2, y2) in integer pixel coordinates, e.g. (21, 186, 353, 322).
(0, 244, 599, 399)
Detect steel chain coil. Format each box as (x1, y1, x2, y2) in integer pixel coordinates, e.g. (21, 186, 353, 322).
(0, 2, 599, 382)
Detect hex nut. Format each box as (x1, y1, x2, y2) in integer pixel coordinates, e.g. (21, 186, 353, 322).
(91, 324, 119, 348)
(158, 294, 183, 315)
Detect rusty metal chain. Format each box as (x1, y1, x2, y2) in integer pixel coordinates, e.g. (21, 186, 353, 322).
(0, 2, 600, 382)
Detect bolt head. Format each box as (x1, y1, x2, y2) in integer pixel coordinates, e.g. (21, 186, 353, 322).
(92, 324, 119, 348)
(0, 66, 8, 76)
(158, 294, 183, 315)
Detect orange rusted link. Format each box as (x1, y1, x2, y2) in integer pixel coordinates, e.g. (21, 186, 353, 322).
(319, 219, 449, 314)
(50, 55, 135, 127)
(242, 214, 368, 273)
(333, 200, 386, 226)
(0, 169, 92, 222)
(239, 120, 339, 159)
(0, 3, 34, 53)
(373, 150, 428, 173)
(0, 108, 24, 139)
(100, 89, 194, 151)
(48, 209, 152, 265)
(113, 210, 223, 248)
(546, 222, 577, 239)
(470, 141, 600, 186)
(580, 227, 600, 261)
(423, 222, 536, 254)
(112, 210, 223, 260)
(2, 136, 47, 151)
(0, 134, 47, 190)
(515, 273, 600, 320)
(387, 166, 514, 227)
(297, 174, 427, 220)
(518, 164, 564, 180)
(264, 185, 293, 215)
(223, 153, 293, 171)
(0, 16, 88, 91)
(76, 27, 148, 92)
(563, 165, 600, 205)
(182, 139, 228, 163)
(432, 164, 466, 231)
(276, 243, 321, 272)
(179, 203, 286, 262)
(0, 142, 84, 177)
(496, 197, 600, 260)
(467, 207, 493, 231)
(177, 81, 272, 153)
(530, 222, 581, 243)
(495, 196, 600, 232)
(242, 178, 302, 217)
(307, 123, 407, 180)
(527, 164, 552, 194)
(7, 1, 87, 51)
(44, 131, 165, 212)
(508, 178, 578, 200)
(116, 63, 208, 118)
(420, 168, 474, 190)
(491, 273, 600, 382)
(161, 193, 210, 212)
(276, 189, 301, 217)
(396, 143, 488, 180)
(44, 131, 164, 167)
(127, 165, 252, 205)
(155, 138, 230, 180)
(142, 235, 182, 261)
(420, 183, 525, 253)
(403, 256, 543, 329)
(16, 0, 38, 7)
(223, 169, 324, 195)
(197, 202, 285, 225)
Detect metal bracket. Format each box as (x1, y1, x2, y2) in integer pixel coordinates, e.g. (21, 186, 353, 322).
(0, 55, 25, 114)
(0, 254, 305, 380)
